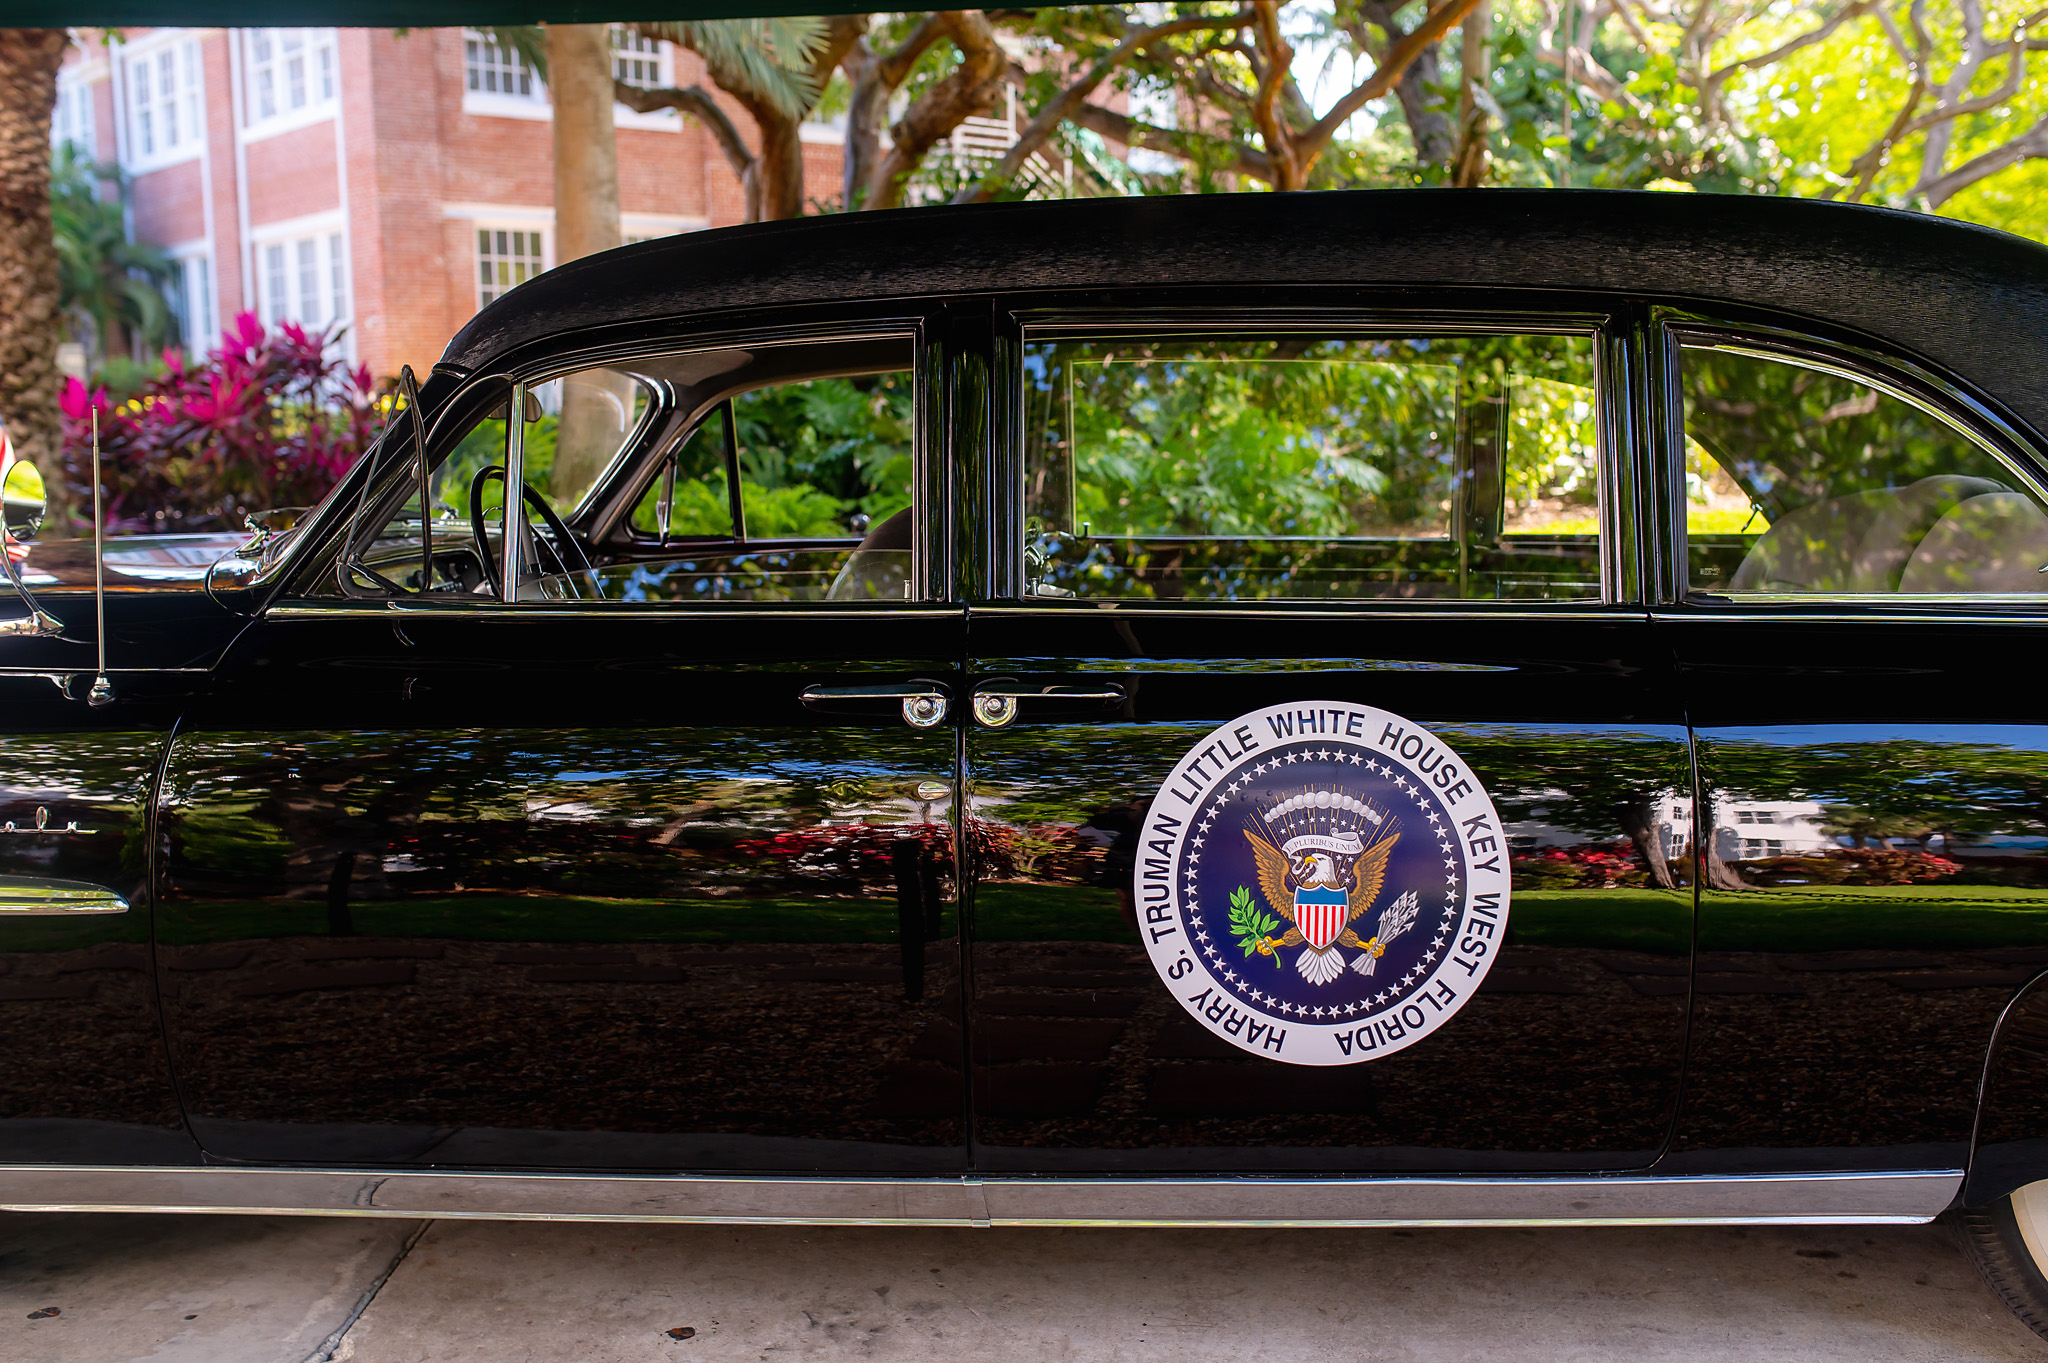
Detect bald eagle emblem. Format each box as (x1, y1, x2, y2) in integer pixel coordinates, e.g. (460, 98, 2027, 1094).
(1235, 790, 1418, 986)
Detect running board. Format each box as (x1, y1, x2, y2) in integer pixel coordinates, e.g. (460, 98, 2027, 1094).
(0, 1167, 1963, 1226)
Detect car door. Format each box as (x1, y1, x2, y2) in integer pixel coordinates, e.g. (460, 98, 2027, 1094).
(0, 492, 245, 1166)
(1655, 317, 2048, 1176)
(958, 301, 1695, 1174)
(154, 317, 972, 1173)
(0, 673, 197, 1166)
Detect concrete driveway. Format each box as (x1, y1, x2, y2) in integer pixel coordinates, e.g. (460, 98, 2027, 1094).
(3, 1212, 2043, 1361)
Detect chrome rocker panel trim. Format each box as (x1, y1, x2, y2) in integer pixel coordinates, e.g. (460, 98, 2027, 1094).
(0, 1167, 1962, 1227)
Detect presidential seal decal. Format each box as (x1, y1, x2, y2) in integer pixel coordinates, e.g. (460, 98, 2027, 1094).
(1138, 701, 1510, 1066)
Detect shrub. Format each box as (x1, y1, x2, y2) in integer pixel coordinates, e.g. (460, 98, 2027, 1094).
(59, 311, 386, 534)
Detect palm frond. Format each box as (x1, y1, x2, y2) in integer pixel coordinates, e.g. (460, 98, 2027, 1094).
(635, 18, 828, 120)
(479, 24, 548, 79)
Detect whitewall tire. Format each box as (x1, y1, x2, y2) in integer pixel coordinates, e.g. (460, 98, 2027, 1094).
(1953, 1180, 2048, 1339)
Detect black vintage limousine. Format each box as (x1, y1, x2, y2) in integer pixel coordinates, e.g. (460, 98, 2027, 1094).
(8, 188, 2048, 1331)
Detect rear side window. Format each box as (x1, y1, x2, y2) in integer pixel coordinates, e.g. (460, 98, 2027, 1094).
(1021, 332, 1601, 602)
(1681, 345, 2048, 597)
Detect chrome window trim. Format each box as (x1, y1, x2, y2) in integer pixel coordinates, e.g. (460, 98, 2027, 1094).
(265, 602, 966, 623)
(0, 1166, 1961, 1227)
(311, 320, 933, 607)
(514, 323, 923, 535)
(1659, 313, 2048, 610)
(1001, 309, 1619, 607)
(970, 604, 1639, 624)
(447, 316, 931, 390)
(1012, 308, 1612, 336)
(1653, 609, 2048, 627)
(1662, 314, 2047, 476)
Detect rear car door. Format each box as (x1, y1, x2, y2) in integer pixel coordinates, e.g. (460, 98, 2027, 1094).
(960, 300, 1696, 1175)
(1656, 317, 2048, 1178)
(155, 317, 972, 1174)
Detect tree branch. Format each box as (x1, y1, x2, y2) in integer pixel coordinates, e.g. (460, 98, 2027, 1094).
(868, 10, 1008, 210)
(1920, 114, 2048, 204)
(615, 79, 757, 215)
(1699, 0, 1883, 94)
(1249, 1, 1301, 188)
(954, 9, 1253, 205)
(1063, 97, 1273, 182)
(1299, 0, 1486, 166)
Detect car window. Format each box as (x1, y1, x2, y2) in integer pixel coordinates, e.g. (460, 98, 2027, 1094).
(334, 337, 916, 604)
(1681, 345, 2048, 597)
(1020, 332, 1601, 602)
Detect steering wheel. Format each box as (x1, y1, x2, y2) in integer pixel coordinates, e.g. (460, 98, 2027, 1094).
(468, 464, 597, 599)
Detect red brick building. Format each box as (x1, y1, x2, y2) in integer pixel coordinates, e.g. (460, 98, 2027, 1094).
(55, 27, 848, 379)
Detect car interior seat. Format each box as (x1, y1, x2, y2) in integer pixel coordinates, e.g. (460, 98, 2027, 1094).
(1899, 492, 2048, 593)
(826, 505, 912, 601)
(1729, 474, 2008, 593)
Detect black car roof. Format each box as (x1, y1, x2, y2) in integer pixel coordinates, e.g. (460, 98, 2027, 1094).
(439, 188, 2048, 445)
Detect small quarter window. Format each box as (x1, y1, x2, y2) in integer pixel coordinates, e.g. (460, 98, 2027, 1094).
(1681, 345, 2048, 597)
(1021, 332, 1600, 602)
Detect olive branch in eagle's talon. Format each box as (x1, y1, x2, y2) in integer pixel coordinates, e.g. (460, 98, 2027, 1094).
(1227, 885, 1288, 967)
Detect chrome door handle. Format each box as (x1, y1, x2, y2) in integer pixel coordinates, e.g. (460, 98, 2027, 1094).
(800, 681, 951, 728)
(0, 877, 129, 915)
(969, 681, 1127, 729)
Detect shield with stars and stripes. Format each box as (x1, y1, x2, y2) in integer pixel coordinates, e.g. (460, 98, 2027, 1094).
(1293, 886, 1348, 951)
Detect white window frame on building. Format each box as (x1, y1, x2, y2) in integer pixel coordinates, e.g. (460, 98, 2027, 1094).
(52, 68, 97, 154)
(621, 213, 704, 245)
(123, 32, 206, 172)
(462, 28, 545, 117)
(462, 27, 680, 130)
(242, 28, 340, 138)
(611, 27, 666, 89)
(253, 214, 351, 343)
(166, 245, 218, 353)
(474, 224, 549, 308)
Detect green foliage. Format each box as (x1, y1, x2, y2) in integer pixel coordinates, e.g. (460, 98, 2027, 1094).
(50, 145, 176, 361)
(732, 372, 913, 522)
(1734, 0, 2048, 228)
(1028, 334, 1596, 539)
(434, 413, 557, 521)
(648, 476, 848, 538)
(624, 374, 912, 538)
(1682, 348, 2007, 519)
(634, 18, 829, 120)
(1228, 883, 1282, 962)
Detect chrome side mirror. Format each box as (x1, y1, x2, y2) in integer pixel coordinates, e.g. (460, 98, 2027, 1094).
(0, 459, 62, 639)
(3, 460, 47, 538)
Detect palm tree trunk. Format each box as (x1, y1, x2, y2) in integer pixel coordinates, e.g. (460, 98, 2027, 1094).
(545, 24, 625, 506)
(749, 110, 806, 220)
(0, 30, 71, 527)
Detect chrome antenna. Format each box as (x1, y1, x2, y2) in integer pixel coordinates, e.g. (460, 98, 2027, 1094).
(87, 409, 111, 708)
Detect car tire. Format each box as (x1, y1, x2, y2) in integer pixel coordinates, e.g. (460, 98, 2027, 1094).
(1951, 1182, 2048, 1339)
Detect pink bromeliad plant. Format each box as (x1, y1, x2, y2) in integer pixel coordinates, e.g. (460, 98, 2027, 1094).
(60, 311, 387, 534)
